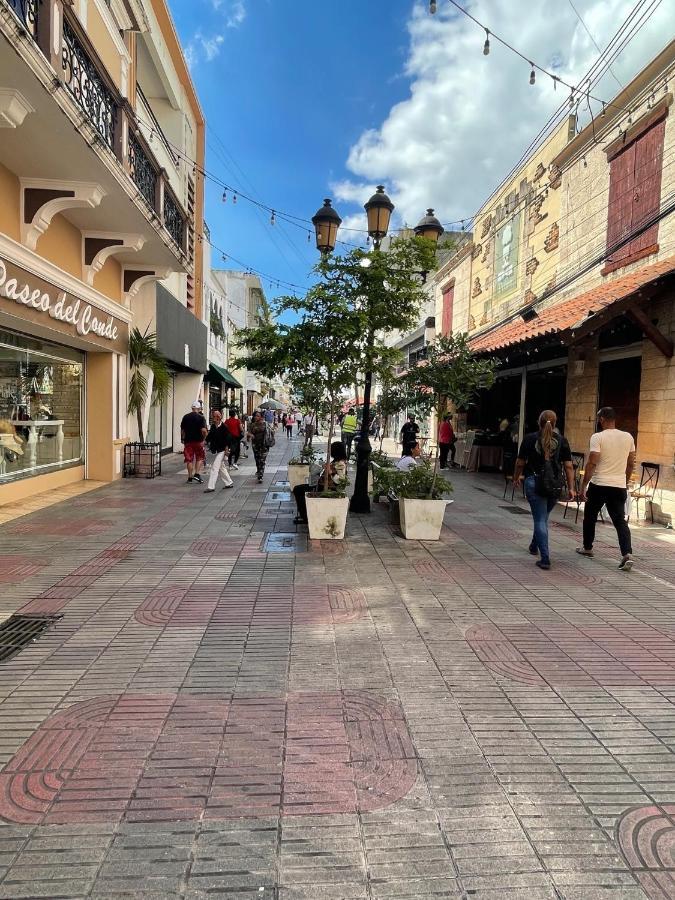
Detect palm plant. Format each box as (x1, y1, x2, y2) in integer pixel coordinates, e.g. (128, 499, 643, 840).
(127, 327, 170, 444)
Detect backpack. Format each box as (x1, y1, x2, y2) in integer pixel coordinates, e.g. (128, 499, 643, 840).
(534, 438, 564, 499)
(264, 424, 276, 449)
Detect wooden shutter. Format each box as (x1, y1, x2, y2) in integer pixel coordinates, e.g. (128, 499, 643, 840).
(186, 174, 196, 309)
(605, 142, 635, 267)
(631, 117, 665, 256)
(441, 284, 454, 335)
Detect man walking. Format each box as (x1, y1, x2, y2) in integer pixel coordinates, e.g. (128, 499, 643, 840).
(400, 414, 420, 453)
(438, 413, 456, 469)
(204, 410, 234, 492)
(577, 407, 636, 571)
(302, 411, 315, 449)
(341, 407, 358, 459)
(180, 401, 207, 484)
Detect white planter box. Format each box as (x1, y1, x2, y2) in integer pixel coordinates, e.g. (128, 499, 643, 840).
(399, 498, 447, 541)
(288, 464, 310, 491)
(306, 496, 349, 540)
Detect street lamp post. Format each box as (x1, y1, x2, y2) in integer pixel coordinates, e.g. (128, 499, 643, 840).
(311, 191, 443, 515)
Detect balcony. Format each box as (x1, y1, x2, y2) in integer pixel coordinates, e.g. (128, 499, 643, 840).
(0, 0, 188, 260)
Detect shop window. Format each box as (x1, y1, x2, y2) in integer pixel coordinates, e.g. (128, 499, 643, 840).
(603, 113, 666, 275)
(441, 283, 454, 335)
(0, 329, 84, 482)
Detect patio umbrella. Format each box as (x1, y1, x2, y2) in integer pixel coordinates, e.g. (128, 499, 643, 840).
(259, 399, 286, 410)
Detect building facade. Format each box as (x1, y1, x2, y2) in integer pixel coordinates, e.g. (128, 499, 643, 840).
(0, 0, 205, 500)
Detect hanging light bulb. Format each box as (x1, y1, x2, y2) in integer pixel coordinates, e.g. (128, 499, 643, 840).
(222, 190, 227, 203)
(233, 193, 237, 204)
(627, 109, 633, 125)
(552, 75, 558, 91)
(221, 254, 227, 262)
(529, 64, 536, 85)
(429, 0, 437, 12)
(307, 231, 311, 242)
(568, 91, 575, 109)
(582, 155, 587, 168)
(270, 210, 276, 226)
(600, 102, 606, 118)
(483, 29, 490, 55)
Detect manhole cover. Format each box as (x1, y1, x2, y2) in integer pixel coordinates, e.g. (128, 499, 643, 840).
(273, 481, 290, 488)
(265, 492, 292, 502)
(498, 505, 530, 515)
(0, 615, 62, 663)
(262, 533, 307, 553)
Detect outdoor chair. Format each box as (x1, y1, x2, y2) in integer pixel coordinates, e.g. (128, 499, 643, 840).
(563, 452, 585, 523)
(502, 448, 518, 500)
(629, 462, 660, 523)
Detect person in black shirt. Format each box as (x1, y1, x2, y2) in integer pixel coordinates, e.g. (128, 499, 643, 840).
(180, 402, 207, 484)
(204, 410, 234, 492)
(513, 409, 574, 570)
(400, 415, 420, 453)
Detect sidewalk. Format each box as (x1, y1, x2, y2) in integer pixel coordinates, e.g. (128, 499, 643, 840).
(0, 434, 674, 898)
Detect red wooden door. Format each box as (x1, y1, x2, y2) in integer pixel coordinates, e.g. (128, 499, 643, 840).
(606, 142, 635, 265)
(631, 118, 665, 255)
(441, 285, 454, 336)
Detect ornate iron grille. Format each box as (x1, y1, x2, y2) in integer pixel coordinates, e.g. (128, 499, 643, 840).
(6, 0, 39, 37)
(163, 191, 184, 248)
(128, 132, 157, 210)
(62, 18, 116, 151)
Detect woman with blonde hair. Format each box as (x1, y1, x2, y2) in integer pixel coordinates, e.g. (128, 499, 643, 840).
(513, 410, 575, 570)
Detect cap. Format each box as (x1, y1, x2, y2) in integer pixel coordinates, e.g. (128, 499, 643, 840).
(191, 402, 200, 409)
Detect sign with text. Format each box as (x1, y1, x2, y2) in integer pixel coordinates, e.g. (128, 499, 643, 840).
(0, 256, 128, 353)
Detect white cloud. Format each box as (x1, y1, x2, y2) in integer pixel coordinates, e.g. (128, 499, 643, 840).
(338, 0, 673, 228)
(225, 0, 246, 28)
(186, 1, 246, 66)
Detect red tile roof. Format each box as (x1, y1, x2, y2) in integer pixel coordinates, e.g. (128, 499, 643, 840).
(470, 255, 675, 354)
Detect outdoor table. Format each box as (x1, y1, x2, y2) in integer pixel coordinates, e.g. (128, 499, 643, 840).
(466, 444, 504, 472)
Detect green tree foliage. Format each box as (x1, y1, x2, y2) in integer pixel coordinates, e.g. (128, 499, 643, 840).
(127, 327, 171, 444)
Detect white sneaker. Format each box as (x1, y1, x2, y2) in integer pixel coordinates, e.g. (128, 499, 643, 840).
(619, 555, 633, 572)
(232, 463, 239, 470)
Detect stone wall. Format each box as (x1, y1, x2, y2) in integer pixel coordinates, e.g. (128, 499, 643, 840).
(564, 338, 601, 455)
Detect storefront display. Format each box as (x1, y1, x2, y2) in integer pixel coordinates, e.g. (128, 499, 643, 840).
(0, 328, 84, 481)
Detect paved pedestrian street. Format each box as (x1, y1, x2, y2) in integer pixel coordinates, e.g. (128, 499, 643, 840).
(1, 439, 675, 900)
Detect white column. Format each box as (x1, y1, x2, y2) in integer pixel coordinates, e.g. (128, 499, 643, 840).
(518, 368, 527, 447)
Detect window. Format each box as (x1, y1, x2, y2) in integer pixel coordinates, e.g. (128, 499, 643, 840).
(441, 283, 454, 335)
(603, 111, 666, 275)
(0, 329, 84, 482)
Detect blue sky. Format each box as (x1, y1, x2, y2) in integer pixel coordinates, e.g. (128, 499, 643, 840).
(167, 0, 672, 305)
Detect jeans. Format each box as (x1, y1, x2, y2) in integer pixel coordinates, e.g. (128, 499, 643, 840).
(524, 476, 558, 563)
(228, 439, 241, 466)
(583, 483, 632, 556)
(342, 432, 356, 459)
(207, 452, 233, 489)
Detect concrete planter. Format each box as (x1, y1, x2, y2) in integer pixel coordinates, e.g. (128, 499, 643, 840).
(399, 498, 447, 541)
(287, 464, 310, 491)
(306, 496, 349, 540)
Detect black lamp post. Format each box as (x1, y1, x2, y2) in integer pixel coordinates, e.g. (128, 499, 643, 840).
(310, 189, 442, 516)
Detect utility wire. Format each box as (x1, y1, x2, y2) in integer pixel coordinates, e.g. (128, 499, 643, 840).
(567, 0, 623, 88)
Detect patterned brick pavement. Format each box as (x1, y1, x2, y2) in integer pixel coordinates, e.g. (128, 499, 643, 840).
(0, 438, 675, 898)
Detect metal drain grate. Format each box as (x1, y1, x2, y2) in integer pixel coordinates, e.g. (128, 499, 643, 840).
(0, 615, 62, 663)
(498, 505, 531, 515)
(262, 532, 307, 553)
(265, 492, 292, 503)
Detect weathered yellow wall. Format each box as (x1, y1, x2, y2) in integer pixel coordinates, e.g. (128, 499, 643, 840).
(469, 119, 572, 331)
(86, 3, 122, 90)
(86, 352, 116, 482)
(0, 162, 20, 242)
(93, 257, 122, 303)
(35, 214, 82, 279)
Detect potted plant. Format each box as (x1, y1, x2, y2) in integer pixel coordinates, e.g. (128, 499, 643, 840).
(391, 333, 497, 536)
(287, 445, 316, 491)
(125, 327, 170, 478)
(305, 474, 349, 539)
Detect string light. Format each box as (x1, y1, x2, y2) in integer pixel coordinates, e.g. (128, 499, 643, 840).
(233, 193, 237, 204)
(568, 91, 575, 109)
(221, 190, 227, 203)
(529, 64, 535, 86)
(483, 29, 490, 55)
(429, 0, 437, 12)
(582, 155, 588, 168)
(270, 210, 276, 226)
(601, 102, 606, 117)
(307, 231, 311, 242)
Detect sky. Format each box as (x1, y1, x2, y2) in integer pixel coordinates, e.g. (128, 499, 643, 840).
(166, 0, 674, 306)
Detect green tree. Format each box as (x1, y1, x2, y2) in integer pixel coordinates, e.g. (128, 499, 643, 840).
(403, 333, 497, 494)
(127, 327, 171, 444)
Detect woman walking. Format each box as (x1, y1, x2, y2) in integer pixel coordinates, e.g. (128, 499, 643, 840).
(513, 410, 575, 570)
(247, 411, 269, 483)
(293, 441, 347, 525)
(224, 408, 243, 469)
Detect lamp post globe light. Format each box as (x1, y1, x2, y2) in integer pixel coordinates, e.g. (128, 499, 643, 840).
(310, 189, 443, 515)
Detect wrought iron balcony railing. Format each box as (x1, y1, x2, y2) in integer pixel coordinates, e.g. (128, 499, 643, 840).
(2, 0, 189, 259)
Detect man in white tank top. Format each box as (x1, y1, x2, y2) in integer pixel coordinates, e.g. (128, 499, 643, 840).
(577, 407, 636, 571)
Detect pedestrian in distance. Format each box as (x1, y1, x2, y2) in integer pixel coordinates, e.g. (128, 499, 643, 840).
(248, 410, 274, 483)
(224, 408, 243, 469)
(577, 406, 636, 571)
(285, 415, 293, 439)
(293, 441, 348, 525)
(239, 414, 249, 457)
(302, 411, 316, 449)
(438, 413, 457, 469)
(180, 401, 207, 484)
(513, 409, 575, 570)
(341, 407, 358, 460)
(400, 414, 420, 454)
(204, 410, 234, 492)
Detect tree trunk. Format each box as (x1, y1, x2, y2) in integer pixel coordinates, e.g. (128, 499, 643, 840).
(322, 391, 336, 493)
(429, 396, 440, 499)
(136, 406, 145, 445)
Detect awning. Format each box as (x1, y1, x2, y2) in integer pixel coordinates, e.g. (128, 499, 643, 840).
(470, 255, 675, 354)
(207, 363, 243, 388)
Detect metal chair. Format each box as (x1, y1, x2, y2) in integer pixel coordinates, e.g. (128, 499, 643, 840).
(630, 462, 660, 523)
(502, 448, 517, 499)
(461, 431, 476, 470)
(563, 452, 585, 523)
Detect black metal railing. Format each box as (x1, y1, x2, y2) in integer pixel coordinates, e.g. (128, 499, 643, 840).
(62, 18, 116, 151)
(6, 0, 39, 36)
(163, 190, 184, 248)
(128, 131, 157, 210)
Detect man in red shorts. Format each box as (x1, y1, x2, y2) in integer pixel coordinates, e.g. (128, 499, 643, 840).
(180, 401, 207, 484)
